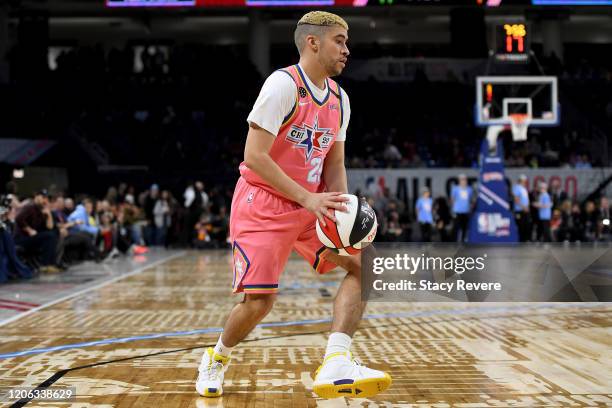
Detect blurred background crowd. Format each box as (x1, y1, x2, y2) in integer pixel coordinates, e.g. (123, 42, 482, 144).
(2, 173, 610, 282)
(0, 180, 230, 281)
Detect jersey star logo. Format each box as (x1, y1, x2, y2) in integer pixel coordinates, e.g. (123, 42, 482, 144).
(286, 116, 334, 161)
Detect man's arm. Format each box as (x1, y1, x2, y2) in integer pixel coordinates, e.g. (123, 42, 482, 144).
(322, 141, 348, 194)
(533, 197, 542, 208)
(244, 124, 346, 226)
(42, 207, 54, 230)
(15, 205, 36, 236)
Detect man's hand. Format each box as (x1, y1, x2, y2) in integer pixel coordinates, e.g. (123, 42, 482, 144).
(301, 192, 349, 227)
(27, 227, 37, 237)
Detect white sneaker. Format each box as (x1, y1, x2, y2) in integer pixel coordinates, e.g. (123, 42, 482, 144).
(313, 351, 392, 399)
(195, 347, 230, 397)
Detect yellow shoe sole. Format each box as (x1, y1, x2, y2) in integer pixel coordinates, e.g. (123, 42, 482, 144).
(200, 388, 222, 398)
(313, 373, 392, 399)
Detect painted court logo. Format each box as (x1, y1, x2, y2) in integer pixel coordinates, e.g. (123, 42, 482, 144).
(285, 117, 333, 161)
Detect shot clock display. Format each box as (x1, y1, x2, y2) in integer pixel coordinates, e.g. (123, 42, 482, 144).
(494, 22, 530, 62)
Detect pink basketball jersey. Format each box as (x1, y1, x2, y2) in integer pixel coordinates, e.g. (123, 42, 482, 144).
(240, 65, 344, 199)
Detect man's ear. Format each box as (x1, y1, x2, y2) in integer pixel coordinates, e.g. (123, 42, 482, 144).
(307, 35, 319, 51)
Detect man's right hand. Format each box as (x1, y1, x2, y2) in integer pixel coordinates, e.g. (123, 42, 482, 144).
(301, 192, 349, 227)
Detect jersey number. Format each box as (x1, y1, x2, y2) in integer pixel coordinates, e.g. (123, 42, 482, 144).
(307, 157, 323, 184)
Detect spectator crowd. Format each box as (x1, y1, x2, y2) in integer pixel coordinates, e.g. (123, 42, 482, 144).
(1, 173, 611, 283)
(360, 175, 612, 244)
(0, 180, 230, 282)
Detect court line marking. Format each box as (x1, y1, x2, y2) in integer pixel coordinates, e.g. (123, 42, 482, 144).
(7, 329, 334, 408)
(7, 311, 607, 408)
(0, 251, 186, 328)
(0, 302, 607, 360)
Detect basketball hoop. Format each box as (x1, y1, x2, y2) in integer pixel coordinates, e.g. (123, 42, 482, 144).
(508, 113, 530, 142)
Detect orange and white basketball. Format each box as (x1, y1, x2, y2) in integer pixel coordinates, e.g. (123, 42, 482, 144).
(316, 194, 377, 256)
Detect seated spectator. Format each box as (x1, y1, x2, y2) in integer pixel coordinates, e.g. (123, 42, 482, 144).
(153, 189, 173, 247)
(61, 197, 101, 262)
(209, 205, 229, 247)
(114, 210, 134, 254)
(1, 195, 34, 282)
(68, 198, 100, 238)
(13, 191, 60, 273)
(143, 184, 160, 246)
(575, 154, 592, 169)
(582, 200, 599, 242)
(52, 196, 97, 265)
(558, 200, 590, 242)
(193, 213, 213, 248)
(99, 212, 115, 255)
(382, 211, 405, 242)
(551, 209, 562, 241)
(118, 202, 148, 254)
(64, 197, 75, 217)
(568, 203, 585, 242)
(434, 196, 452, 242)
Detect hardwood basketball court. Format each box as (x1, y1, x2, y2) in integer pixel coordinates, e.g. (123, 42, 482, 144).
(1, 251, 610, 407)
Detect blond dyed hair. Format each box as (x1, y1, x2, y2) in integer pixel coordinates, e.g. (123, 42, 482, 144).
(294, 11, 348, 55)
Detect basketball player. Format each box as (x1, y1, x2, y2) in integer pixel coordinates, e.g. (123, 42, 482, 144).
(195, 11, 392, 399)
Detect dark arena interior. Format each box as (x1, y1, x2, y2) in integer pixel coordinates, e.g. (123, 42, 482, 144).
(0, 0, 611, 407)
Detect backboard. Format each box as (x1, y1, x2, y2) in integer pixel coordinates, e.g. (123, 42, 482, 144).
(475, 76, 559, 128)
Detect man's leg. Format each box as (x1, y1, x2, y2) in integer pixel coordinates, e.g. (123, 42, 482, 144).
(311, 247, 391, 399)
(322, 250, 364, 336)
(196, 293, 277, 398)
(220, 293, 276, 347)
(34, 231, 58, 266)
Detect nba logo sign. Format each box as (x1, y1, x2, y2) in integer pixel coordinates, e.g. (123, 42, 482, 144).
(247, 192, 254, 203)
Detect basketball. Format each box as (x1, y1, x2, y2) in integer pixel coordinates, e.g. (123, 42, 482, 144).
(316, 194, 377, 256)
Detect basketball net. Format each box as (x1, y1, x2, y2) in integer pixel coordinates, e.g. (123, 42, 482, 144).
(509, 113, 530, 142)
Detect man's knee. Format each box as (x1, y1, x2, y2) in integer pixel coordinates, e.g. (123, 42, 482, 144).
(243, 293, 276, 318)
(323, 249, 361, 277)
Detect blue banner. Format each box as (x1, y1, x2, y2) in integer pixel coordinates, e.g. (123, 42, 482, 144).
(468, 139, 518, 242)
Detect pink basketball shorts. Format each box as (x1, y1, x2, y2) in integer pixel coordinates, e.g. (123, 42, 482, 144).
(230, 177, 338, 294)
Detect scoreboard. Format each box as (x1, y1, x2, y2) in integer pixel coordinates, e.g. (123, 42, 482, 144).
(494, 23, 530, 62)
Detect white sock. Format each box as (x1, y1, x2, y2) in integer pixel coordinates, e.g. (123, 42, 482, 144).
(325, 332, 352, 358)
(213, 335, 233, 357)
